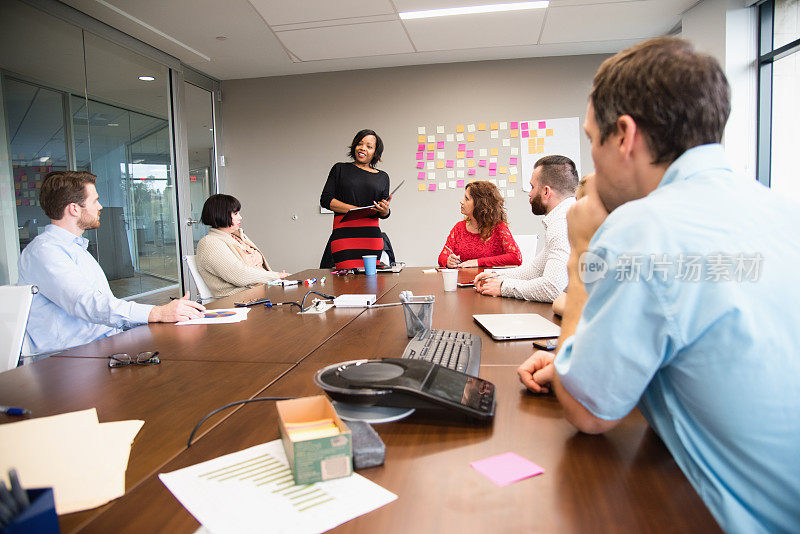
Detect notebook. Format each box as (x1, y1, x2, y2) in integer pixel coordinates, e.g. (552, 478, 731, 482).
(472, 313, 560, 341)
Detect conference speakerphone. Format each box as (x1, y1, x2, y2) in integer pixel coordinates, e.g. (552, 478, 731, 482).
(314, 358, 496, 421)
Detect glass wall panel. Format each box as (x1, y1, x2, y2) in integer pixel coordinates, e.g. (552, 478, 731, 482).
(770, 52, 799, 202)
(82, 32, 178, 298)
(774, 0, 800, 48)
(185, 82, 216, 250)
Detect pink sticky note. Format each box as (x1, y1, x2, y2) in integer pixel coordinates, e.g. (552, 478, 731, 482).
(521, 122, 529, 130)
(466, 150, 474, 158)
(488, 163, 497, 170)
(458, 143, 466, 151)
(510, 121, 519, 129)
(538, 121, 546, 129)
(416, 152, 423, 160)
(470, 452, 544, 487)
(416, 162, 424, 169)
(428, 183, 437, 191)
(456, 179, 465, 187)
(479, 160, 487, 167)
(446, 160, 454, 168)
(509, 157, 518, 165)
(426, 152, 434, 160)
(467, 169, 476, 176)
(489, 170, 497, 176)
(417, 172, 425, 179)
(521, 130, 530, 138)
(417, 143, 425, 151)
(437, 141, 445, 149)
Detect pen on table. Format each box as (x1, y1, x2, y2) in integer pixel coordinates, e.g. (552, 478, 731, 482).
(0, 406, 31, 416)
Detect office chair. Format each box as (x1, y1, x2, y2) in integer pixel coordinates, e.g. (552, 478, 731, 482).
(184, 255, 214, 303)
(0, 285, 37, 372)
(512, 234, 539, 263)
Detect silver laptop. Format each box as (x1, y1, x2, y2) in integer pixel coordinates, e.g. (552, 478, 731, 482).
(472, 313, 561, 341)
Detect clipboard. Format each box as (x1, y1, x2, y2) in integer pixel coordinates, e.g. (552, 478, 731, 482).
(339, 180, 405, 222)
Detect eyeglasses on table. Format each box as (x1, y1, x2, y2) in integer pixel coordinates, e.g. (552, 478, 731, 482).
(108, 351, 160, 368)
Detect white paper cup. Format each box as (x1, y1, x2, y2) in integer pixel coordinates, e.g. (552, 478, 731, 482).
(441, 269, 458, 292)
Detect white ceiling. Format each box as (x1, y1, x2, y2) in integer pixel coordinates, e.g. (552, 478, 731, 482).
(60, 0, 699, 80)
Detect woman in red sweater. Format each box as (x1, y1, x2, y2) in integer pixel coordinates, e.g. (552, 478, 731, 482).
(438, 181, 522, 268)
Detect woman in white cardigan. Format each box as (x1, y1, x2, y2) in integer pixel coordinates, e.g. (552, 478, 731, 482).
(195, 194, 287, 297)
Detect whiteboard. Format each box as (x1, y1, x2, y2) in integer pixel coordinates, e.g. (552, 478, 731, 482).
(518, 117, 582, 192)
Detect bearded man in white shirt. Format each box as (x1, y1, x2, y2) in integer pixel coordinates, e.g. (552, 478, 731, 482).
(473, 155, 578, 302)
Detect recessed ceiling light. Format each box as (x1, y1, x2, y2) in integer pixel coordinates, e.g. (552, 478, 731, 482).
(216, 35, 227, 41)
(399, 1, 548, 20)
(108, 123, 119, 127)
(39, 156, 50, 162)
(138, 75, 155, 81)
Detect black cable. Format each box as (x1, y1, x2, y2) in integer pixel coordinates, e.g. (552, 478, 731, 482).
(187, 396, 297, 447)
(299, 290, 336, 312)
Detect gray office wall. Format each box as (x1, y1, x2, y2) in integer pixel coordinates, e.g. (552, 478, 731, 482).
(220, 54, 608, 272)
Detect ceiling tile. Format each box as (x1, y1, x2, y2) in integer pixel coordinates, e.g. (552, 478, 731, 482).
(248, 0, 396, 26)
(276, 21, 414, 61)
(404, 10, 546, 51)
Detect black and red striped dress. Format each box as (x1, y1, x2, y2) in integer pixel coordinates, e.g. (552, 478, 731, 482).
(320, 162, 390, 269)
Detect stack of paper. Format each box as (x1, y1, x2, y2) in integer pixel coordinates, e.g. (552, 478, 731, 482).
(285, 418, 340, 441)
(160, 439, 397, 534)
(0, 408, 143, 514)
(176, 307, 250, 325)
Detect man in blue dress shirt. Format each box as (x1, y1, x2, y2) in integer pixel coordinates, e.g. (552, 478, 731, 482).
(18, 171, 204, 356)
(517, 37, 800, 532)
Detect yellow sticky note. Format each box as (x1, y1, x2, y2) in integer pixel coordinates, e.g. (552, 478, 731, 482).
(418, 183, 426, 191)
(510, 175, 517, 183)
(528, 138, 537, 147)
(468, 178, 477, 183)
(510, 130, 518, 138)
(457, 151, 465, 159)
(456, 125, 465, 133)
(490, 123, 498, 130)
(467, 134, 476, 142)
(427, 143, 435, 151)
(531, 130, 537, 137)
(499, 166, 508, 174)
(478, 123, 486, 131)
(529, 147, 537, 154)
(538, 137, 545, 146)
(467, 160, 476, 167)
(537, 146, 544, 153)
(490, 148, 499, 156)
(437, 161, 445, 169)
(546, 129, 553, 136)
(418, 135, 426, 143)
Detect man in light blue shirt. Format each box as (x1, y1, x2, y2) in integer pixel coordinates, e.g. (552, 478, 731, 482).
(18, 171, 204, 356)
(517, 38, 800, 532)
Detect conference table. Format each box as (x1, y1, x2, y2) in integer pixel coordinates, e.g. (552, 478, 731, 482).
(0, 268, 720, 533)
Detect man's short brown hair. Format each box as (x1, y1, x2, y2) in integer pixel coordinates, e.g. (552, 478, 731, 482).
(591, 36, 730, 165)
(533, 155, 579, 196)
(39, 171, 97, 220)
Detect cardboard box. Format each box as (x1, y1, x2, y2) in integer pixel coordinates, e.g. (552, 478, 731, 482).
(276, 396, 352, 485)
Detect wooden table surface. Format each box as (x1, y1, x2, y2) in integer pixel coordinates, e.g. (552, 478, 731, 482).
(0, 267, 720, 533)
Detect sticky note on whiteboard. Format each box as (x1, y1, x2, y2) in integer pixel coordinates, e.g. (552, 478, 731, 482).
(457, 179, 465, 187)
(418, 126, 426, 134)
(439, 182, 447, 190)
(467, 134, 476, 142)
(538, 121, 546, 129)
(437, 141, 445, 149)
(417, 172, 425, 179)
(458, 143, 466, 151)
(502, 139, 510, 147)
(510, 157, 518, 165)
(456, 125, 465, 133)
(467, 124, 476, 132)
(428, 183, 437, 191)
(418, 183, 426, 191)
(416, 162, 424, 169)
(449, 180, 457, 188)
(468, 168, 476, 175)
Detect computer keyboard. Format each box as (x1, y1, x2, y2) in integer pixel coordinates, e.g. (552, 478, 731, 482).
(401, 329, 481, 377)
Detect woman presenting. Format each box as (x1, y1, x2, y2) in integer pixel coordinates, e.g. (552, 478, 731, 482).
(438, 181, 522, 268)
(195, 194, 287, 297)
(320, 129, 392, 269)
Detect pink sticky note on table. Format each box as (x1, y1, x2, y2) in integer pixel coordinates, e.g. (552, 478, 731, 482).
(458, 143, 466, 151)
(426, 152, 434, 160)
(416, 162, 424, 169)
(466, 150, 474, 158)
(521, 130, 530, 138)
(446, 160, 454, 168)
(510, 121, 519, 129)
(416, 152, 423, 160)
(428, 183, 437, 191)
(417, 143, 425, 151)
(521, 122, 529, 130)
(479, 160, 487, 167)
(509, 157, 518, 165)
(417, 172, 425, 179)
(456, 179, 465, 187)
(467, 169, 476, 175)
(538, 121, 546, 129)
(489, 170, 497, 176)
(470, 452, 545, 487)
(437, 141, 445, 149)
(488, 162, 497, 170)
